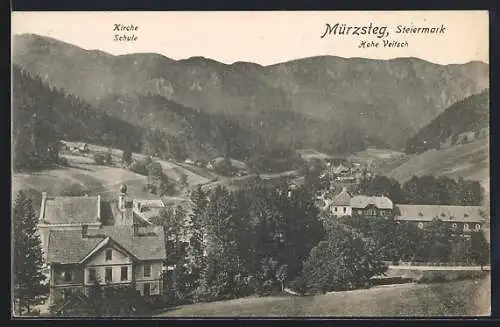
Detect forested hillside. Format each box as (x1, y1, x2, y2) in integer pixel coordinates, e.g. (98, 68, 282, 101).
(12, 66, 304, 173)
(12, 65, 143, 171)
(405, 90, 489, 154)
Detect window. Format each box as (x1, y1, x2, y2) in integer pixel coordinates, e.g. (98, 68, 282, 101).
(105, 267, 113, 282)
(475, 224, 481, 231)
(88, 268, 96, 282)
(334, 207, 337, 212)
(144, 264, 151, 277)
(343, 207, 346, 213)
(464, 223, 470, 231)
(417, 222, 424, 229)
(451, 223, 458, 229)
(63, 269, 72, 282)
(367, 209, 377, 216)
(121, 266, 128, 281)
(143, 283, 151, 296)
(105, 249, 112, 261)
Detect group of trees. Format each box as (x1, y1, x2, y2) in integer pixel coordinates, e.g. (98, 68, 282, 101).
(338, 216, 490, 266)
(93, 149, 114, 166)
(300, 221, 387, 294)
(355, 175, 483, 206)
(153, 178, 400, 301)
(153, 180, 327, 303)
(128, 157, 175, 196)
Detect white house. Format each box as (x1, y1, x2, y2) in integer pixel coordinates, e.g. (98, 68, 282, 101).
(326, 187, 353, 217)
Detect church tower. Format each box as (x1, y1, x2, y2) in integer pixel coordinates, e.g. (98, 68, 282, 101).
(119, 184, 127, 211)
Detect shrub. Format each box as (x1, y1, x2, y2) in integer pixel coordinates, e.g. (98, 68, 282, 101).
(129, 160, 149, 176)
(93, 153, 108, 165)
(302, 223, 387, 294)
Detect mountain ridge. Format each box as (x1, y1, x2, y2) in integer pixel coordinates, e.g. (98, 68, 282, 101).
(13, 33, 489, 152)
(13, 33, 488, 67)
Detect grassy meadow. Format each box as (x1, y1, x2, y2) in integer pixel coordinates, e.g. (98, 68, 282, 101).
(155, 275, 490, 317)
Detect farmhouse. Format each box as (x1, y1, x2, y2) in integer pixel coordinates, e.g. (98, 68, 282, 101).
(61, 141, 89, 153)
(46, 225, 166, 305)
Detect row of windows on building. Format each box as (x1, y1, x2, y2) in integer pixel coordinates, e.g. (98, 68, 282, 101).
(332, 207, 389, 216)
(416, 222, 481, 231)
(60, 282, 153, 298)
(63, 264, 152, 283)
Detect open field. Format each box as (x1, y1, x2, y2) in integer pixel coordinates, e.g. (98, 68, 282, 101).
(296, 149, 335, 161)
(385, 138, 489, 184)
(13, 157, 152, 201)
(12, 142, 222, 201)
(155, 275, 490, 317)
(348, 148, 409, 174)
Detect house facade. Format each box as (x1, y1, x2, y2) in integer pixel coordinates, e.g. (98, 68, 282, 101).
(326, 187, 352, 217)
(350, 195, 394, 218)
(46, 225, 166, 305)
(394, 204, 487, 235)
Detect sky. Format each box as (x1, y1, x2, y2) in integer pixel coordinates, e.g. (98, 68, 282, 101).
(12, 11, 489, 66)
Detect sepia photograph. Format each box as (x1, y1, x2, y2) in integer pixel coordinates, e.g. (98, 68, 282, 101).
(11, 10, 490, 317)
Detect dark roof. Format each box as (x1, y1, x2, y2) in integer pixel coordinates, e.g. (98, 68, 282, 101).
(395, 205, 488, 223)
(350, 195, 393, 210)
(43, 196, 100, 224)
(47, 226, 166, 264)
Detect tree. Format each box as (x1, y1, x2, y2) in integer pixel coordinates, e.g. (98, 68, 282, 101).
(93, 152, 108, 165)
(469, 231, 490, 267)
(424, 219, 452, 263)
(122, 148, 132, 166)
(301, 223, 387, 294)
(13, 191, 46, 315)
(106, 147, 113, 165)
(276, 264, 288, 293)
(179, 173, 188, 188)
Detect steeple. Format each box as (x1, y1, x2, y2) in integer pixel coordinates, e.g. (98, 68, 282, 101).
(119, 184, 127, 211)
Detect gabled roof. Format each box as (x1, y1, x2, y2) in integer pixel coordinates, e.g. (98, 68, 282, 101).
(350, 195, 393, 210)
(41, 195, 100, 225)
(394, 205, 488, 223)
(330, 187, 352, 206)
(46, 226, 166, 264)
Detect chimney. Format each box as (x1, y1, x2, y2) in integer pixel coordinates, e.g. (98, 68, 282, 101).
(82, 225, 88, 238)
